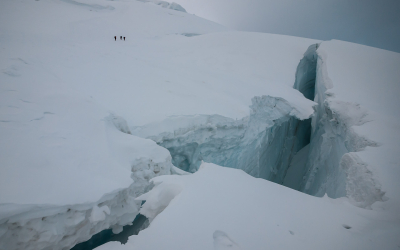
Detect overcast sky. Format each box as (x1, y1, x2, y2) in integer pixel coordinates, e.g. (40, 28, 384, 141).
(173, 0, 400, 53)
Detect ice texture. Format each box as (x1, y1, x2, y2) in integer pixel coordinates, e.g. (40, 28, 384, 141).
(0, 116, 173, 250)
(0, 187, 138, 250)
(97, 163, 400, 250)
(294, 43, 392, 208)
(136, 176, 183, 222)
(3, 0, 400, 249)
(132, 95, 314, 186)
(90, 205, 111, 224)
(277, 40, 400, 212)
(293, 43, 319, 100)
(0, 157, 173, 250)
(0, 0, 317, 247)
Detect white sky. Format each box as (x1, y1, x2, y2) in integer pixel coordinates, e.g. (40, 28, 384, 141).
(173, 0, 400, 53)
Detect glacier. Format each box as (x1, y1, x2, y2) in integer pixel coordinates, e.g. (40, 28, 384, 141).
(97, 163, 400, 250)
(132, 95, 313, 188)
(1, 0, 400, 249)
(99, 40, 400, 249)
(131, 41, 394, 211)
(0, 115, 174, 250)
(129, 44, 317, 192)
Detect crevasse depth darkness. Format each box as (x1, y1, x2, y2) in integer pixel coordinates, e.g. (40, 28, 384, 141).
(135, 45, 320, 190)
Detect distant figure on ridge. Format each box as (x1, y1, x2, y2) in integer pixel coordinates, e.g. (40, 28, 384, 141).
(120, 36, 122, 40)
(124, 37, 126, 41)
(114, 36, 116, 41)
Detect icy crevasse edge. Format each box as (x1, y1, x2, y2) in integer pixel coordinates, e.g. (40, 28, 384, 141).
(300, 47, 386, 208)
(132, 95, 315, 182)
(0, 116, 174, 250)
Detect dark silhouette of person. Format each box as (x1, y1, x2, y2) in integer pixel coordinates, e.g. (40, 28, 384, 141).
(114, 36, 116, 41)
(124, 37, 125, 41)
(120, 36, 122, 40)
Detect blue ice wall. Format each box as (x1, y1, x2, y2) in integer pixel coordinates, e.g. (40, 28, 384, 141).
(262, 116, 311, 184)
(295, 44, 347, 198)
(155, 96, 312, 187)
(293, 44, 318, 101)
(145, 44, 321, 192)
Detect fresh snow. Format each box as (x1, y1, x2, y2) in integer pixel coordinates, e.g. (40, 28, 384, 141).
(0, 0, 316, 206)
(90, 205, 111, 224)
(96, 163, 400, 250)
(317, 41, 400, 207)
(299, 41, 400, 209)
(1, 0, 399, 249)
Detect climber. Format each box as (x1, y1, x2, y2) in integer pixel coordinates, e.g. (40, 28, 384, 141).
(124, 37, 126, 41)
(120, 36, 122, 40)
(114, 36, 116, 41)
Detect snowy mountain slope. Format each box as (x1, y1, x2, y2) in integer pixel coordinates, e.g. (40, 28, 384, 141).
(1, 0, 399, 249)
(97, 38, 400, 250)
(0, 0, 318, 206)
(0, 0, 231, 248)
(96, 163, 400, 250)
(0, 0, 319, 249)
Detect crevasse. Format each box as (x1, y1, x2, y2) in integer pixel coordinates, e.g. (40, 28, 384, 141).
(66, 43, 387, 250)
(5, 43, 386, 250)
(298, 45, 385, 207)
(0, 115, 173, 250)
(134, 43, 385, 209)
(132, 95, 313, 188)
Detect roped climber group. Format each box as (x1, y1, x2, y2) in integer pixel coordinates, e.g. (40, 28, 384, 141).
(114, 36, 126, 41)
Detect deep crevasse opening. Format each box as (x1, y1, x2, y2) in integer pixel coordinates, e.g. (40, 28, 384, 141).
(131, 43, 351, 199)
(143, 112, 312, 189)
(131, 48, 319, 190)
(69, 43, 385, 250)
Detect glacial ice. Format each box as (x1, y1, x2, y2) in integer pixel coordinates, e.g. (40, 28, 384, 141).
(136, 177, 184, 222)
(0, 116, 174, 250)
(294, 44, 387, 207)
(294, 44, 348, 198)
(2, 0, 400, 248)
(90, 205, 111, 224)
(100, 163, 400, 250)
(132, 95, 314, 188)
(132, 42, 393, 210)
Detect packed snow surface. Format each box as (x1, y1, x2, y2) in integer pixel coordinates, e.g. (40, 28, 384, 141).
(99, 34, 400, 250)
(0, 0, 317, 206)
(1, 0, 400, 249)
(0, 0, 319, 249)
(96, 163, 400, 250)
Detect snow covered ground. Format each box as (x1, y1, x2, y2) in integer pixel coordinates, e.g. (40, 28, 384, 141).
(97, 163, 400, 250)
(0, 0, 399, 249)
